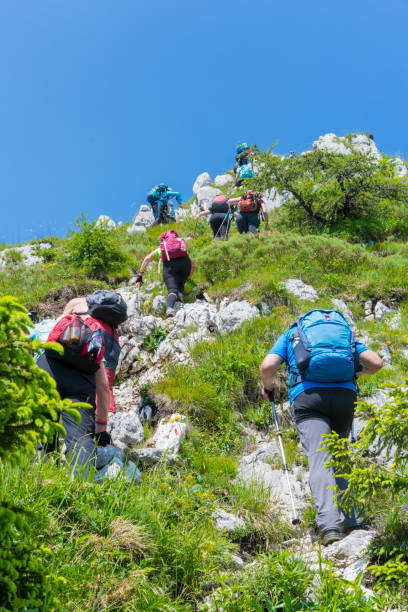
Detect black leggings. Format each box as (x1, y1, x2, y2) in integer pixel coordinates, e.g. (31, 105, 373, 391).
(210, 213, 230, 239)
(162, 256, 192, 307)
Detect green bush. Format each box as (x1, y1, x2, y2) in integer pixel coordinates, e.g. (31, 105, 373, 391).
(0, 296, 80, 611)
(67, 214, 131, 279)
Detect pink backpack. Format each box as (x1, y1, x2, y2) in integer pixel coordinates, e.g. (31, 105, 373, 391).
(159, 230, 188, 261)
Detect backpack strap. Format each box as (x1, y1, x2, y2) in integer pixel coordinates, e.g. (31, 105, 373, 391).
(287, 317, 312, 387)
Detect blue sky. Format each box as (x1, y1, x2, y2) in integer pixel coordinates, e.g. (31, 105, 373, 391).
(1, 0, 407, 244)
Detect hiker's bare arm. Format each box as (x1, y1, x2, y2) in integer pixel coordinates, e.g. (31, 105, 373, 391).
(63, 297, 88, 316)
(356, 349, 383, 376)
(260, 353, 284, 398)
(139, 251, 157, 274)
(95, 363, 110, 433)
(196, 210, 210, 219)
(228, 197, 241, 205)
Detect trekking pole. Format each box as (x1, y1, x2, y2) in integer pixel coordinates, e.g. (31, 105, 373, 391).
(267, 392, 301, 525)
(214, 211, 230, 240)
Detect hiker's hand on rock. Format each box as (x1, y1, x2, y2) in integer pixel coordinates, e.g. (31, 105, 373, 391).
(94, 430, 112, 447)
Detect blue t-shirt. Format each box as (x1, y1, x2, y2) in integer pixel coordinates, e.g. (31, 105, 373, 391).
(268, 330, 368, 403)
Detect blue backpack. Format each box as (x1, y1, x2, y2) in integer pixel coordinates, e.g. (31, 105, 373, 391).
(238, 163, 254, 179)
(288, 310, 360, 386)
(147, 184, 169, 205)
(236, 142, 248, 155)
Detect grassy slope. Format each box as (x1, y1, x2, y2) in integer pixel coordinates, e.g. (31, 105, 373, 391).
(1, 218, 406, 610)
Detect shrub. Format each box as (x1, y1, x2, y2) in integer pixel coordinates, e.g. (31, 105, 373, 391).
(67, 214, 131, 279)
(0, 296, 79, 610)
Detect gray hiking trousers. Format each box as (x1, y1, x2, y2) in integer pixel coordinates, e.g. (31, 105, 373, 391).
(291, 388, 360, 533)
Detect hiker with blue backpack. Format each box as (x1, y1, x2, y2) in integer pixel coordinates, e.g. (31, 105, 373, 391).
(233, 143, 254, 188)
(136, 230, 194, 317)
(146, 184, 183, 226)
(260, 309, 383, 545)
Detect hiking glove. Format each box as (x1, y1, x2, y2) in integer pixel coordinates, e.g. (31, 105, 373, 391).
(136, 273, 143, 285)
(94, 430, 112, 447)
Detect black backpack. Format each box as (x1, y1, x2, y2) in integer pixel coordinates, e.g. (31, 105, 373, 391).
(86, 291, 128, 327)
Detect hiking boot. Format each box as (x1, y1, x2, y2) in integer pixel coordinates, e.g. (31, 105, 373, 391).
(321, 529, 342, 546)
(166, 307, 176, 318)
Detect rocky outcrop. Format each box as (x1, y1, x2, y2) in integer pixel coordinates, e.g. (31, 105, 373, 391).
(193, 172, 212, 195)
(95, 214, 116, 228)
(214, 173, 234, 186)
(196, 185, 221, 211)
(0, 242, 52, 268)
(313, 133, 381, 159)
(285, 279, 318, 301)
(127, 205, 154, 233)
(262, 188, 292, 212)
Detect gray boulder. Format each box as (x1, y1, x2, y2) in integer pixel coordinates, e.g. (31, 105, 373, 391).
(108, 410, 144, 449)
(313, 133, 381, 159)
(193, 172, 212, 195)
(212, 509, 245, 532)
(196, 185, 221, 211)
(95, 214, 116, 228)
(285, 279, 318, 301)
(152, 295, 166, 314)
(214, 173, 234, 186)
(127, 205, 154, 233)
(262, 188, 291, 212)
(216, 299, 259, 333)
(374, 300, 393, 320)
(331, 299, 356, 326)
(0, 242, 52, 268)
(329, 530, 372, 560)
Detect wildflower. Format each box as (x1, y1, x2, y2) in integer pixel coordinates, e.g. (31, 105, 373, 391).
(391, 461, 396, 469)
(16, 500, 23, 505)
(386, 340, 391, 345)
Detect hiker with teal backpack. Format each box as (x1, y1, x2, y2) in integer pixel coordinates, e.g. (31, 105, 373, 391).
(260, 310, 383, 545)
(136, 230, 195, 317)
(233, 142, 253, 188)
(146, 184, 183, 226)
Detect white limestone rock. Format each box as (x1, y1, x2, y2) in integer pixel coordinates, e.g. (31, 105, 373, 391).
(172, 301, 218, 331)
(152, 295, 166, 314)
(196, 185, 221, 211)
(262, 188, 292, 212)
(130, 447, 169, 466)
(374, 300, 393, 320)
(214, 173, 234, 186)
(342, 557, 369, 582)
(193, 172, 212, 195)
(331, 299, 356, 327)
(127, 205, 154, 233)
(285, 279, 318, 301)
(212, 509, 245, 532)
(113, 379, 139, 413)
(329, 530, 372, 560)
(116, 288, 143, 321)
(95, 214, 116, 228)
(216, 300, 259, 333)
(401, 346, 408, 359)
(364, 300, 374, 320)
(108, 410, 145, 449)
(149, 413, 188, 457)
(313, 133, 381, 160)
(393, 157, 408, 177)
(0, 242, 52, 268)
(378, 344, 392, 366)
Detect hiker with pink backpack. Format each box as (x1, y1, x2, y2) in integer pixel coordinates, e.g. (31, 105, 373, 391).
(136, 230, 195, 317)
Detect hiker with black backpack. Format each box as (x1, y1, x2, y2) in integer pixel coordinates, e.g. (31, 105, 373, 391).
(195, 194, 237, 241)
(260, 309, 383, 545)
(63, 291, 123, 414)
(146, 184, 183, 226)
(36, 291, 127, 475)
(235, 190, 269, 234)
(136, 230, 194, 317)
